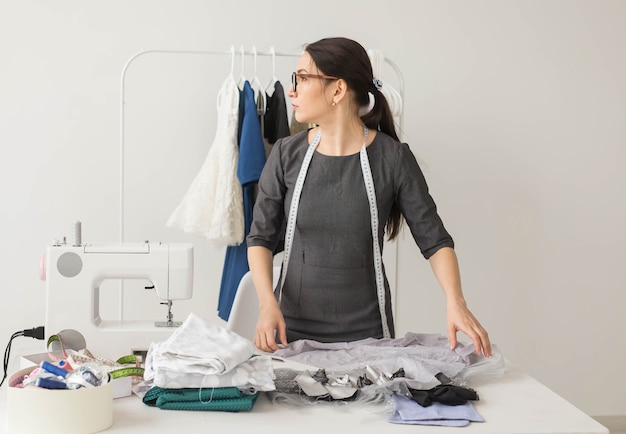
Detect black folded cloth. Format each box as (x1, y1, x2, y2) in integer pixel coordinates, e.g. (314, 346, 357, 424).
(408, 384, 479, 407)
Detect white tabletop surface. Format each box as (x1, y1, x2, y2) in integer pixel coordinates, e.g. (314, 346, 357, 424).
(1, 363, 608, 434)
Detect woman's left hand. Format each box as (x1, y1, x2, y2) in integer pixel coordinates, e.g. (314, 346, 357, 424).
(428, 247, 492, 357)
(447, 300, 492, 357)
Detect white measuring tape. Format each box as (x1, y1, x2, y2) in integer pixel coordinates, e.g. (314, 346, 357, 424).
(278, 126, 391, 339)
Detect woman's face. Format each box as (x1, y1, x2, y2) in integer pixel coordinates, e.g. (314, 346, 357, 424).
(288, 52, 336, 124)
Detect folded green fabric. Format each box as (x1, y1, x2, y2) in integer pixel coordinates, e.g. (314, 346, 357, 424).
(143, 386, 259, 412)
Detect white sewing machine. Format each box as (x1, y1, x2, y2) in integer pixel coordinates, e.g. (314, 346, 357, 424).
(40, 223, 193, 361)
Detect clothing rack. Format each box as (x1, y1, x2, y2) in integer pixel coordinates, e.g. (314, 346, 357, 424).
(119, 47, 301, 242)
(117, 47, 404, 322)
(119, 47, 404, 242)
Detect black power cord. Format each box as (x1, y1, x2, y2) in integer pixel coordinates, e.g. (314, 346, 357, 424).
(1, 326, 45, 388)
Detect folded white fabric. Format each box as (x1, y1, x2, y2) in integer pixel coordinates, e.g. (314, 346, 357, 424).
(146, 313, 256, 377)
(149, 356, 275, 392)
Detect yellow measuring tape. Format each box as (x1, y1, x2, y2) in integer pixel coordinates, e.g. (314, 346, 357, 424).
(110, 355, 144, 379)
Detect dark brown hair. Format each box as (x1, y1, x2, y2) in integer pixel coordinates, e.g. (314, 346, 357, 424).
(305, 37, 404, 240)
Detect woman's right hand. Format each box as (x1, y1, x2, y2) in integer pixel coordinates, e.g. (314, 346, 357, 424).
(248, 246, 287, 352)
(254, 302, 287, 352)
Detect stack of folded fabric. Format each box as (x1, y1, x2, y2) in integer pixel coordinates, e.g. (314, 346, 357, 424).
(386, 392, 483, 427)
(386, 375, 483, 427)
(143, 386, 259, 411)
(140, 313, 275, 412)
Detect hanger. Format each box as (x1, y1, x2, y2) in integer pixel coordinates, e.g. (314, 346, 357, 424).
(265, 46, 279, 96)
(217, 45, 236, 110)
(250, 46, 267, 115)
(236, 45, 246, 89)
(229, 45, 235, 79)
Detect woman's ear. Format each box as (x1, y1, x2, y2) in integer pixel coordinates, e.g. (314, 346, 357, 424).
(333, 78, 348, 104)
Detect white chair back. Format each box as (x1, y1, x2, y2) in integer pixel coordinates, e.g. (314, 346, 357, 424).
(226, 266, 281, 341)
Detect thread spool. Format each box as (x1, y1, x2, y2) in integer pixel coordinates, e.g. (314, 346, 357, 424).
(36, 377, 67, 389)
(41, 361, 69, 378)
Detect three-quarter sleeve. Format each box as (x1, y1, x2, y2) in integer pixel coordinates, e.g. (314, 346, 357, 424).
(247, 137, 287, 252)
(395, 143, 454, 259)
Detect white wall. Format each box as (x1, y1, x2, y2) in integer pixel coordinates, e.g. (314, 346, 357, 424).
(1, 0, 624, 416)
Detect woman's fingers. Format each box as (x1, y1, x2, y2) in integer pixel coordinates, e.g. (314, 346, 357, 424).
(448, 305, 492, 357)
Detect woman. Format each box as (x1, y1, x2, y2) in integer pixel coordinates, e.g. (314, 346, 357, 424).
(247, 37, 491, 357)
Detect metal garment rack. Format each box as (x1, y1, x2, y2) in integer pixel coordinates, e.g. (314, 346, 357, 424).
(119, 47, 301, 242)
(117, 47, 404, 319)
(119, 47, 404, 242)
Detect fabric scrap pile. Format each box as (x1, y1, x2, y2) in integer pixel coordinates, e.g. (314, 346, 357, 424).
(139, 313, 275, 412)
(269, 333, 504, 426)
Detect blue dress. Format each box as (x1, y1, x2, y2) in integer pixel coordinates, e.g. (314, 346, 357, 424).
(218, 81, 266, 321)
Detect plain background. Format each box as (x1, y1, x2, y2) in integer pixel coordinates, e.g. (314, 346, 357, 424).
(1, 0, 624, 417)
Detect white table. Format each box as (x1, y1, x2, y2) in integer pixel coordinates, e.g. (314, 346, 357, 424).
(1, 363, 607, 433)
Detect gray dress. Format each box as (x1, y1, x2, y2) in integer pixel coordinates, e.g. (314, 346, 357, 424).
(247, 130, 454, 343)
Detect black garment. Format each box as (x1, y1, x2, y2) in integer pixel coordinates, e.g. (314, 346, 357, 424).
(409, 384, 479, 407)
(263, 81, 290, 145)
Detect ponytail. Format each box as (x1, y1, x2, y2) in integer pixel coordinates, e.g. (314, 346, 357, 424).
(361, 88, 399, 142)
(361, 89, 403, 240)
(306, 37, 405, 240)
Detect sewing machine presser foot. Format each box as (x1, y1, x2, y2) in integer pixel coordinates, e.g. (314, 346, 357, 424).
(155, 299, 182, 327)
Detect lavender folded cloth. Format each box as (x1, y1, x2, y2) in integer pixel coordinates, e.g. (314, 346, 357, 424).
(387, 393, 484, 427)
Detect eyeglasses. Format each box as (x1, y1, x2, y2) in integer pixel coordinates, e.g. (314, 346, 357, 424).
(291, 72, 339, 92)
